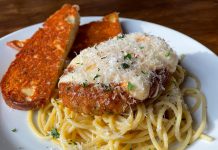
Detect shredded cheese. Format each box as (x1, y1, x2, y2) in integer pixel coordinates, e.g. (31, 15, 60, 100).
(59, 33, 178, 100)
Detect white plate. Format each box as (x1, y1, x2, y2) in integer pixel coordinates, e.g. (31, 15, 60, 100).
(0, 17, 218, 150)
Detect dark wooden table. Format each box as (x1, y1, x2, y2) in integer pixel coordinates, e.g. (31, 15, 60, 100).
(0, 0, 218, 55)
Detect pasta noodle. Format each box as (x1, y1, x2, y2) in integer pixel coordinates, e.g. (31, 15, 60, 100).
(27, 65, 213, 150)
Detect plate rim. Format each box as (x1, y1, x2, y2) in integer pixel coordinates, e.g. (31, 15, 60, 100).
(0, 16, 217, 58)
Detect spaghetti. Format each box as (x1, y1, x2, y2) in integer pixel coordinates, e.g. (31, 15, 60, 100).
(27, 66, 213, 150)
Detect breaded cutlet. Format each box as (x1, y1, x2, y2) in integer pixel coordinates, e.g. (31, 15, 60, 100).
(58, 33, 178, 115)
(69, 12, 122, 58)
(1, 4, 80, 110)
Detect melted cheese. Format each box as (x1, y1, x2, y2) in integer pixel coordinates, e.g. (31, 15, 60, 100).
(21, 87, 35, 97)
(21, 86, 36, 101)
(59, 33, 178, 100)
(65, 15, 75, 24)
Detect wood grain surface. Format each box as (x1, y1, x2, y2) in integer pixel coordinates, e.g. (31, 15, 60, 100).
(0, 0, 217, 54)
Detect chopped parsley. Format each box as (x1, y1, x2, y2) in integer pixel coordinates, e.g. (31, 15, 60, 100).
(76, 62, 83, 65)
(93, 74, 100, 80)
(141, 71, 148, 75)
(121, 63, 130, 69)
(124, 53, 132, 60)
(82, 81, 88, 87)
(68, 140, 77, 145)
(11, 128, 17, 132)
(101, 56, 107, 59)
(98, 68, 100, 71)
(101, 84, 112, 91)
(172, 80, 177, 86)
(128, 82, 135, 90)
(50, 128, 60, 139)
(117, 34, 125, 39)
(165, 51, 171, 57)
(139, 46, 144, 49)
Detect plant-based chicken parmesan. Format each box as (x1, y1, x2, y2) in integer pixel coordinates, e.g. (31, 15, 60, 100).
(58, 33, 178, 115)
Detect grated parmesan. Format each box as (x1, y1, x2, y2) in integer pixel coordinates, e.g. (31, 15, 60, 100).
(59, 33, 178, 100)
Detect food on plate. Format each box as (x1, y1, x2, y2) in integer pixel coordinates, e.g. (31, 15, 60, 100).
(0, 4, 80, 110)
(6, 12, 122, 59)
(59, 33, 178, 115)
(7, 39, 28, 51)
(29, 43, 213, 149)
(29, 30, 213, 149)
(0, 4, 213, 150)
(69, 12, 122, 58)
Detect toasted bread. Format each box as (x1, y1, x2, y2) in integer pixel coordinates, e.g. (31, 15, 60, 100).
(7, 39, 28, 51)
(1, 4, 80, 110)
(7, 12, 122, 57)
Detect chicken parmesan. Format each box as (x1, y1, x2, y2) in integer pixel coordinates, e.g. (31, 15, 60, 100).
(58, 33, 178, 115)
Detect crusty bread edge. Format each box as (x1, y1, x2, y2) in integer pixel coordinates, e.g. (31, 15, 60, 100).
(0, 5, 80, 110)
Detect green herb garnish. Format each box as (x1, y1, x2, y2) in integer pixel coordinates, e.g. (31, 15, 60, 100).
(101, 84, 112, 91)
(165, 51, 171, 57)
(172, 80, 177, 86)
(82, 81, 88, 87)
(68, 141, 77, 145)
(51, 128, 60, 139)
(93, 74, 100, 80)
(98, 68, 100, 71)
(11, 128, 17, 132)
(124, 53, 132, 60)
(101, 56, 107, 59)
(76, 62, 83, 65)
(121, 63, 130, 69)
(141, 71, 148, 75)
(139, 46, 144, 49)
(128, 82, 135, 90)
(117, 34, 125, 39)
